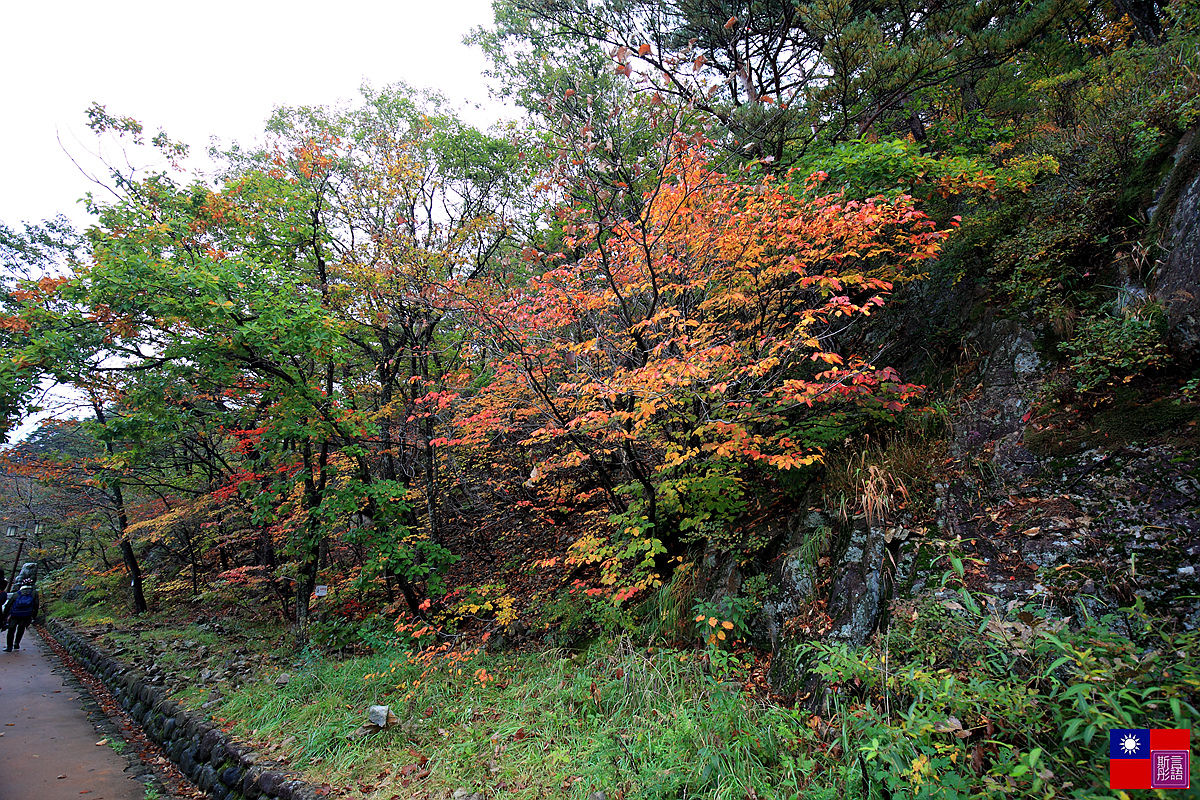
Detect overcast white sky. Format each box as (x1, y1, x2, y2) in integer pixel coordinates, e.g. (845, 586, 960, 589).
(1, 0, 505, 229)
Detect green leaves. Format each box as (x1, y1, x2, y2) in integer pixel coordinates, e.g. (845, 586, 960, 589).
(31, 85, 536, 623)
(800, 594, 1200, 796)
(658, 464, 748, 541)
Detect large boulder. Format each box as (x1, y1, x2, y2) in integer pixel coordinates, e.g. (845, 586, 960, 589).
(826, 520, 893, 646)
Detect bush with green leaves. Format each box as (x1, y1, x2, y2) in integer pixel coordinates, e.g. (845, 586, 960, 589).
(798, 136, 1055, 201)
(691, 594, 757, 647)
(656, 462, 749, 546)
(1059, 306, 1170, 392)
(795, 596, 1199, 799)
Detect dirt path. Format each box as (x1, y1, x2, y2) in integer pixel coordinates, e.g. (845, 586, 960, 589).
(0, 627, 147, 800)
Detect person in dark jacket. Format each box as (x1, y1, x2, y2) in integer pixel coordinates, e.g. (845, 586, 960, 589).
(4, 583, 38, 651)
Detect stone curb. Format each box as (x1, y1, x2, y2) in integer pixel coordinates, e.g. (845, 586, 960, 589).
(45, 620, 323, 800)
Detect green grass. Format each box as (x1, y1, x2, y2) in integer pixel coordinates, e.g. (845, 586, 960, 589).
(202, 594, 1200, 800)
(47, 570, 1200, 799)
(216, 642, 832, 800)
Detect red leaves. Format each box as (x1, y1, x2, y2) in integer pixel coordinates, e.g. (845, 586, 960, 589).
(441, 143, 944, 535)
(396, 755, 430, 785)
(211, 469, 263, 501)
(0, 314, 31, 332)
(216, 565, 271, 587)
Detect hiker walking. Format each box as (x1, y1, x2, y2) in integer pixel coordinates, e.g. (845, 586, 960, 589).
(4, 582, 38, 651)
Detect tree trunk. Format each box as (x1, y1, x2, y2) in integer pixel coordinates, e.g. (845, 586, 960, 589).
(93, 402, 148, 614)
(294, 534, 321, 631)
(111, 482, 148, 613)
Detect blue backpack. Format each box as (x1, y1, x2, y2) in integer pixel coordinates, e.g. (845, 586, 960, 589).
(11, 591, 34, 617)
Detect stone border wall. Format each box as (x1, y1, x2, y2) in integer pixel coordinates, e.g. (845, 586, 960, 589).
(45, 620, 321, 800)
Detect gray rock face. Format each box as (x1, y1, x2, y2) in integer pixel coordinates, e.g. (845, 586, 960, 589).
(954, 316, 1042, 486)
(1154, 129, 1200, 358)
(758, 511, 829, 649)
(963, 318, 1040, 441)
(826, 521, 891, 646)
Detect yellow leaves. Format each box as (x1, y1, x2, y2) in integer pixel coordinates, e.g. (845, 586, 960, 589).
(660, 447, 699, 470)
(697, 614, 736, 646)
(634, 399, 659, 420)
(452, 586, 518, 626)
(494, 595, 518, 626)
(745, 357, 780, 377)
(567, 532, 610, 566)
(765, 451, 822, 471)
(906, 753, 935, 786)
(696, 616, 735, 645)
(810, 351, 843, 365)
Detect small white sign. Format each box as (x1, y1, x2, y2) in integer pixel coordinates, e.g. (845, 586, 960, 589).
(314, 585, 329, 597)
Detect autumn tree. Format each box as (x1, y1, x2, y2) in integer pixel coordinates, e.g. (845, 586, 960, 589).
(1, 422, 134, 584)
(0, 217, 85, 435)
(436, 129, 946, 594)
(4, 88, 534, 627)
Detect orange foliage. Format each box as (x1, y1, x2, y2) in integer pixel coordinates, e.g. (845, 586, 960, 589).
(450, 143, 942, 498)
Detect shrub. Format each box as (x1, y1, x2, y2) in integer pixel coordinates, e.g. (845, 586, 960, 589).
(1059, 305, 1170, 392)
(796, 596, 1200, 798)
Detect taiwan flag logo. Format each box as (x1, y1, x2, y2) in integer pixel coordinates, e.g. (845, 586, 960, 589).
(1110, 728, 1191, 789)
